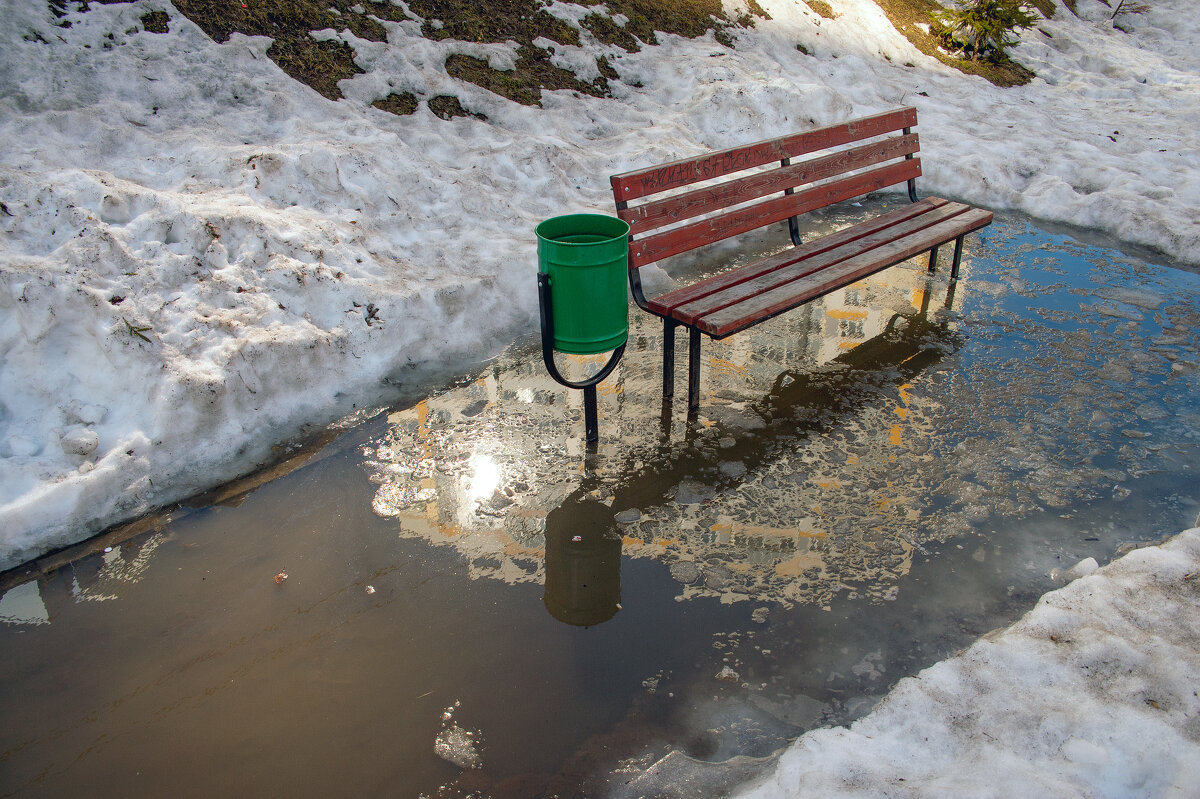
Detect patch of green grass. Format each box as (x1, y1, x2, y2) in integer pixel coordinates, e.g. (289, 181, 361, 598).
(140, 10, 169, 33)
(445, 49, 612, 107)
(266, 35, 364, 100)
(168, 0, 756, 105)
(371, 91, 419, 116)
(805, 0, 837, 20)
(746, 1, 771, 21)
(873, 0, 1037, 87)
(581, 12, 641, 52)
(406, 0, 580, 46)
(1027, 0, 1056, 18)
(597, 0, 741, 45)
(171, 0, 420, 98)
(428, 94, 488, 121)
(422, 0, 766, 102)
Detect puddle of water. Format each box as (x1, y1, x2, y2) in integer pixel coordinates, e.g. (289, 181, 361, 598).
(2, 203, 1198, 798)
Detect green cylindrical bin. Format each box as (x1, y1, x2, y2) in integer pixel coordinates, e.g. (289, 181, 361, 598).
(536, 214, 630, 355)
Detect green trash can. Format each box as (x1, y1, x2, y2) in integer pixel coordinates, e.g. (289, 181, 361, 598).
(536, 214, 630, 355)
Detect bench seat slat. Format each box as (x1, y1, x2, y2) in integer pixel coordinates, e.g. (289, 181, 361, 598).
(611, 107, 917, 201)
(620, 134, 920, 235)
(669, 201, 976, 326)
(694, 207, 995, 338)
(630, 159, 921, 267)
(647, 197, 950, 316)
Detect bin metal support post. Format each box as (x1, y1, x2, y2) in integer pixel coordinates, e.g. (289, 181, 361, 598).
(583, 386, 599, 446)
(538, 272, 625, 449)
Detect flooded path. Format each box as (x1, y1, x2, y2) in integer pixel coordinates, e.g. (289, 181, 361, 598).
(3, 204, 1198, 798)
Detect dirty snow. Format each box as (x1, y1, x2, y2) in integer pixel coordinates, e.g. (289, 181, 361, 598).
(734, 528, 1200, 798)
(1, 0, 1197, 571)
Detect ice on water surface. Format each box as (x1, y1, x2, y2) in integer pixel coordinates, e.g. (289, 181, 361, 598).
(361, 215, 1199, 616)
(2, 0, 1200, 569)
(435, 703, 484, 770)
(1, 217, 1197, 799)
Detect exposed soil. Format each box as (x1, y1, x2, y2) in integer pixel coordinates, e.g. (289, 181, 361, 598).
(48, 0, 1038, 107)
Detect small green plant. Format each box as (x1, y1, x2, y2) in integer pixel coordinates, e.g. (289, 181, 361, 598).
(123, 319, 153, 343)
(1110, 0, 1151, 19)
(1110, 0, 1150, 32)
(935, 0, 1038, 61)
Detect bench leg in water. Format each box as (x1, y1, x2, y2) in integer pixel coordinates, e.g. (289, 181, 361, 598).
(688, 327, 702, 413)
(663, 318, 677, 399)
(927, 245, 940, 272)
(951, 235, 965, 280)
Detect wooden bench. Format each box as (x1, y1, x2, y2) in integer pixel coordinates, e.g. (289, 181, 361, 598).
(610, 106, 993, 411)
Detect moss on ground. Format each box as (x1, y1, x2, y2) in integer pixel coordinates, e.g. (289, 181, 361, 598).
(428, 94, 488, 121)
(55, 0, 1039, 108)
(806, 0, 837, 20)
(139, 10, 169, 33)
(582, 12, 642, 52)
(446, 50, 611, 107)
(1028, 0, 1056, 18)
(372, 91, 419, 116)
(169, 0, 418, 98)
(416, 0, 765, 104)
(406, 0, 581, 46)
(159, 0, 765, 105)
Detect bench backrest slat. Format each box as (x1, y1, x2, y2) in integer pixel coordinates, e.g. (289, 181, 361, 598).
(629, 159, 921, 267)
(610, 107, 917, 202)
(618, 133, 919, 236)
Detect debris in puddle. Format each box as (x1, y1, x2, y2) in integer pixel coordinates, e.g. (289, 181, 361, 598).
(434, 724, 481, 769)
(435, 702, 482, 769)
(273, 571, 288, 584)
(716, 665, 739, 682)
(365, 585, 376, 594)
(614, 508, 642, 524)
(750, 606, 769, 624)
(642, 670, 667, 692)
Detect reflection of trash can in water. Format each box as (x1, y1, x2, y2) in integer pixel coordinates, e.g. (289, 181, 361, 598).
(543, 498, 622, 627)
(536, 214, 630, 355)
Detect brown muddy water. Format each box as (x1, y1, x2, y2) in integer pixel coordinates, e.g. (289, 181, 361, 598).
(2, 203, 1199, 798)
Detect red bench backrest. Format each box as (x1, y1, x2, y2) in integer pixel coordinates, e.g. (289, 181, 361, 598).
(611, 107, 921, 268)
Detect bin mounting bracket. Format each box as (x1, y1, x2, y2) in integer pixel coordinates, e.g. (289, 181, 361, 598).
(538, 272, 625, 449)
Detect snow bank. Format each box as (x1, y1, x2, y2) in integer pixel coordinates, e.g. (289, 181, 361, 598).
(734, 528, 1200, 798)
(1, 0, 1197, 567)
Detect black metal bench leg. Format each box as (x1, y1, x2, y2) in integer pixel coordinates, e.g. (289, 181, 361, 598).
(688, 327, 701, 413)
(662, 318, 677, 399)
(951, 236, 965, 280)
(927, 245, 940, 273)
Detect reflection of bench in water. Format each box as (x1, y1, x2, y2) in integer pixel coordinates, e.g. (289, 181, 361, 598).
(639, 287, 961, 500)
(541, 285, 963, 624)
(611, 106, 991, 412)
